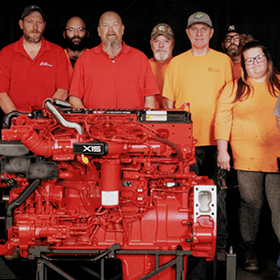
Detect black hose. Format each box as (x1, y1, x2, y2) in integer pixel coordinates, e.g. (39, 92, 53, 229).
(6, 179, 41, 229)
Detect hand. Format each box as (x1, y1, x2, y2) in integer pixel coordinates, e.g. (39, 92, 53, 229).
(217, 150, 231, 171)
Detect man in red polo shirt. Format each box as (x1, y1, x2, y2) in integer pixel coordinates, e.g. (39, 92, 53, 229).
(69, 11, 159, 109)
(0, 5, 69, 114)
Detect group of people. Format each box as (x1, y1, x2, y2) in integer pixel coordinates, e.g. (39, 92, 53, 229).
(1, 4, 280, 278)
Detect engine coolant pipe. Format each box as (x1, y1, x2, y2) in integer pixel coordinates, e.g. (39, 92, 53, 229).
(43, 98, 84, 135)
(100, 160, 120, 207)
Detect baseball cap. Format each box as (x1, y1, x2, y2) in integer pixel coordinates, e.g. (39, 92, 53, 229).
(151, 23, 174, 40)
(224, 25, 241, 37)
(187, 11, 212, 28)
(21, 5, 46, 20)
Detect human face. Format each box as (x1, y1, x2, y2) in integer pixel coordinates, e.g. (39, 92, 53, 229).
(19, 11, 46, 43)
(243, 47, 268, 82)
(150, 35, 174, 63)
(223, 32, 240, 58)
(186, 23, 213, 49)
(64, 17, 88, 51)
(98, 12, 124, 46)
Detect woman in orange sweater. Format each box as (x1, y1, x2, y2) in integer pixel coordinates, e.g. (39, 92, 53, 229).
(215, 40, 280, 272)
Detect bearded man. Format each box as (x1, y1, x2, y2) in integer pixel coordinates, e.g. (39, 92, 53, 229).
(63, 16, 89, 81)
(69, 11, 159, 109)
(0, 5, 68, 114)
(221, 25, 242, 79)
(149, 23, 174, 108)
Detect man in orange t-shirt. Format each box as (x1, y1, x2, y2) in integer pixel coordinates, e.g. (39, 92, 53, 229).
(221, 25, 254, 80)
(149, 23, 174, 108)
(63, 16, 89, 83)
(221, 25, 242, 79)
(163, 11, 233, 263)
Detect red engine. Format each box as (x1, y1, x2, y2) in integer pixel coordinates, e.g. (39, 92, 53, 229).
(0, 100, 216, 279)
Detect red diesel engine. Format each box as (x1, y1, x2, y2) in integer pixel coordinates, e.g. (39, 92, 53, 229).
(0, 99, 216, 280)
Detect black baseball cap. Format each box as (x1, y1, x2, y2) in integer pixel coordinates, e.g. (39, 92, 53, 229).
(21, 5, 46, 21)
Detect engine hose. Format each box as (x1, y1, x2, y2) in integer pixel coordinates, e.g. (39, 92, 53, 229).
(43, 99, 84, 135)
(2, 111, 33, 129)
(6, 179, 41, 229)
(151, 135, 183, 161)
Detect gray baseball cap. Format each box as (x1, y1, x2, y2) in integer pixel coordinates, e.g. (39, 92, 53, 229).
(187, 12, 212, 28)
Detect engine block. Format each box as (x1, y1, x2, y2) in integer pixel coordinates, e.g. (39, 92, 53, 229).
(0, 100, 216, 279)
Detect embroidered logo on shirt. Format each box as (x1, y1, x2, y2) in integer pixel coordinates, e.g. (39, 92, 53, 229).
(40, 62, 53, 67)
(208, 67, 221, 73)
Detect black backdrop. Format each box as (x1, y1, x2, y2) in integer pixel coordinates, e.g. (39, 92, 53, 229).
(1, 0, 280, 69)
(0, 0, 280, 268)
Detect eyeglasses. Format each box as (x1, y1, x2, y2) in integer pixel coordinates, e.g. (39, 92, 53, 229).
(224, 35, 240, 43)
(244, 54, 266, 65)
(65, 27, 86, 33)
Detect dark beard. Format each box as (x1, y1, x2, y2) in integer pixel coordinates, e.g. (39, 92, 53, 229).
(226, 45, 239, 58)
(65, 35, 87, 51)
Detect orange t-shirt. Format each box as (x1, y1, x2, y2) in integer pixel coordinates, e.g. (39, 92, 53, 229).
(232, 61, 241, 80)
(163, 49, 233, 146)
(149, 57, 170, 109)
(215, 78, 280, 172)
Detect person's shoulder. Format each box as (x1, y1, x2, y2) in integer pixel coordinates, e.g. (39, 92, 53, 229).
(223, 78, 238, 92)
(209, 49, 231, 61)
(79, 44, 102, 58)
(78, 45, 99, 59)
(128, 46, 145, 56)
(149, 57, 156, 65)
(123, 43, 147, 58)
(168, 50, 190, 65)
(44, 39, 65, 53)
(0, 39, 19, 54)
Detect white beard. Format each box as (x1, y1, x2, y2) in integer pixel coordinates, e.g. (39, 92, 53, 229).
(154, 51, 168, 61)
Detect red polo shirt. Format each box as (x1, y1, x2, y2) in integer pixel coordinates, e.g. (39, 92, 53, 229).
(69, 42, 159, 109)
(64, 48, 89, 85)
(0, 37, 69, 111)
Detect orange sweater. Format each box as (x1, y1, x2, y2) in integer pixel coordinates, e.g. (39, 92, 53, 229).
(215, 78, 280, 172)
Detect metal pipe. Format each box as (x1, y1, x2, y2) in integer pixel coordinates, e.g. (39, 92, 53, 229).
(43, 99, 84, 135)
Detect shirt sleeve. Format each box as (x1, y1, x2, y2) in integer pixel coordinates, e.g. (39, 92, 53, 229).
(214, 81, 237, 141)
(225, 56, 234, 84)
(142, 56, 160, 97)
(273, 95, 280, 117)
(68, 54, 85, 100)
(56, 47, 69, 91)
(162, 59, 175, 101)
(0, 48, 11, 93)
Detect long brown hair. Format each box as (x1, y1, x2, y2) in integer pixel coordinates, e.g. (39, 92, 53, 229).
(234, 40, 280, 102)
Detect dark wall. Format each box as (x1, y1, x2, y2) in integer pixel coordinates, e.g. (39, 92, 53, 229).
(1, 0, 280, 68)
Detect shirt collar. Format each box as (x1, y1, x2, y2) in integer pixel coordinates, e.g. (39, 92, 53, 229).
(93, 41, 131, 56)
(14, 36, 50, 56)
